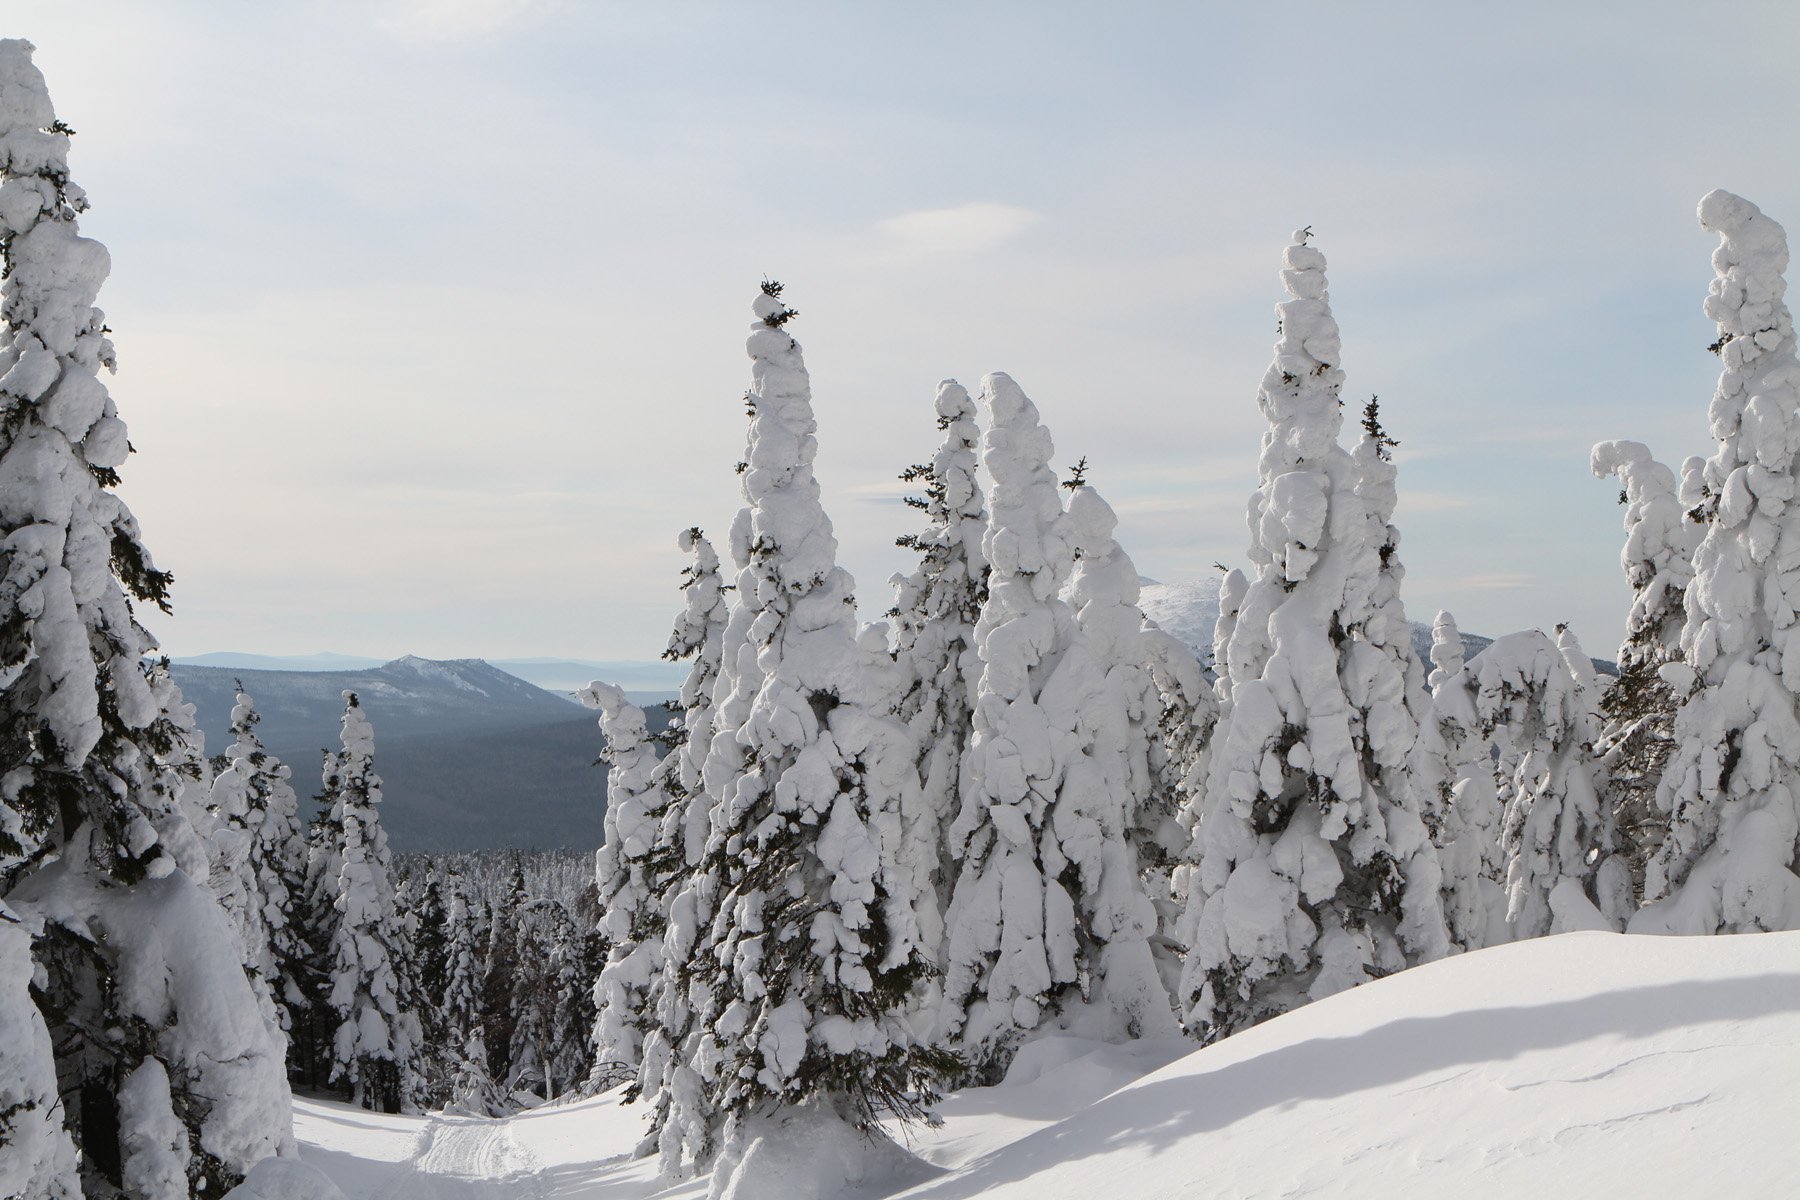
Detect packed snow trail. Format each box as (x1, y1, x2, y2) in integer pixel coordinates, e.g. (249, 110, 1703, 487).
(378, 1116, 544, 1199)
(295, 1105, 547, 1200)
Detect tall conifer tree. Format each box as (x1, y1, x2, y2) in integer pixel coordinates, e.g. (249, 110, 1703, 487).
(1178, 233, 1447, 1041)
(663, 285, 945, 1183)
(1633, 191, 1800, 933)
(0, 40, 290, 1194)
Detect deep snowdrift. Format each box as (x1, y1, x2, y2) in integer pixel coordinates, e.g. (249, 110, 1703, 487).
(296, 931, 1800, 1199)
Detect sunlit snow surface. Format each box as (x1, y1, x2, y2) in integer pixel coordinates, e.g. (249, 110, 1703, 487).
(297, 931, 1800, 1198)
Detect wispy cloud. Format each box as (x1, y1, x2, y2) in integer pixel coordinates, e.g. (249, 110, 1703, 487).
(1448, 573, 1536, 591)
(875, 203, 1040, 258)
(375, 0, 562, 41)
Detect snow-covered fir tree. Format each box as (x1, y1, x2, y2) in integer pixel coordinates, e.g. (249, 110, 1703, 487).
(144, 660, 218, 885)
(294, 744, 349, 1089)
(665, 526, 729, 868)
(585, 680, 669, 1080)
(1348, 399, 1450, 958)
(479, 862, 528, 1086)
(1425, 610, 1505, 950)
(1177, 232, 1447, 1042)
(1589, 440, 1700, 901)
(208, 688, 311, 1037)
(888, 379, 989, 959)
(407, 868, 449, 1056)
(937, 372, 1079, 1075)
(1052, 481, 1181, 1038)
(440, 868, 487, 1045)
(940, 375, 1178, 1074)
(1436, 629, 1623, 938)
(0, 39, 291, 1196)
(1140, 623, 1216, 979)
(439, 870, 504, 1115)
(505, 898, 594, 1103)
(323, 692, 424, 1112)
(1633, 190, 1800, 933)
(661, 285, 946, 1185)
(632, 527, 731, 1170)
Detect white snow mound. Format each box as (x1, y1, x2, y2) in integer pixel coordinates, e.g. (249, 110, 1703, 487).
(896, 931, 1800, 1199)
(294, 931, 1800, 1199)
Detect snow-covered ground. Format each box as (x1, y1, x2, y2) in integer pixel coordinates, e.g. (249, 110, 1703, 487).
(296, 931, 1800, 1199)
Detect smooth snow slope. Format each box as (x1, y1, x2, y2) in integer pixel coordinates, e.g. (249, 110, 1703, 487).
(296, 931, 1800, 1199)
(898, 931, 1800, 1200)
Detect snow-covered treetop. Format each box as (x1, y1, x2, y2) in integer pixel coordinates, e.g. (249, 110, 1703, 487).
(667, 527, 726, 717)
(980, 371, 1072, 609)
(924, 378, 988, 572)
(1590, 440, 1696, 669)
(1066, 484, 1140, 643)
(1684, 190, 1800, 682)
(337, 692, 375, 776)
(737, 288, 853, 616)
(583, 678, 662, 870)
(1428, 610, 1464, 695)
(1253, 232, 1346, 524)
(1349, 396, 1416, 667)
(891, 378, 988, 661)
(1436, 630, 1580, 745)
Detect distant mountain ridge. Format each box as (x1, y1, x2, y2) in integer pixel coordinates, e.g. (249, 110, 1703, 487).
(169, 656, 676, 854)
(171, 652, 684, 694)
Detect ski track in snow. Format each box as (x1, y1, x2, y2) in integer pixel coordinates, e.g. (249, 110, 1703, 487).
(372, 1115, 545, 1200)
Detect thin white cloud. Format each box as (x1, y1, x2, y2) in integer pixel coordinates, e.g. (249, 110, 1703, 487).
(375, 0, 562, 41)
(875, 202, 1040, 258)
(1448, 573, 1536, 591)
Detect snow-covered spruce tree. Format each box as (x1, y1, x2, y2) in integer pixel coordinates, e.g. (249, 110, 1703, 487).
(631, 528, 730, 1165)
(1425, 610, 1504, 949)
(1435, 630, 1623, 938)
(663, 285, 948, 1188)
(408, 869, 449, 1052)
(323, 692, 424, 1112)
(939, 377, 1177, 1075)
(1347, 399, 1450, 957)
(208, 688, 311, 1038)
(1176, 233, 1447, 1042)
(439, 871, 504, 1115)
(0, 39, 292, 1195)
(937, 373, 1078, 1077)
(665, 526, 729, 869)
(505, 898, 594, 1103)
(1047, 482, 1181, 1039)
(1633, 191, 1800, 933)
(293, 745, 348, 1089)
(479, 861, 527, 1086)
(1589, 441, 1699, 902)
(440, 868, 487, 1047)
(584, 680, 670, 1084)
(888, 379, 989, 960)
(1140, 623, 1216, 980)
(144, 659, 217, 884)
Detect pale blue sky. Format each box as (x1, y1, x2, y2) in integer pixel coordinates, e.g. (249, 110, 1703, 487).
(16, 1, 1800, 660)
